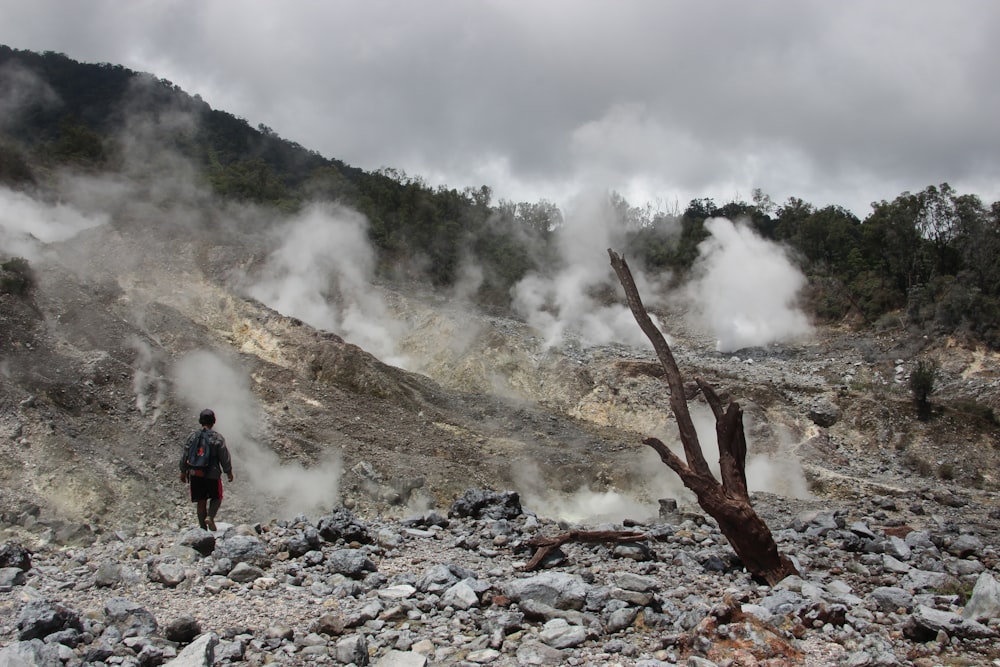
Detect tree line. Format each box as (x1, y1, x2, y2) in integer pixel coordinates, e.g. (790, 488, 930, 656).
(1, 46, 998, 348)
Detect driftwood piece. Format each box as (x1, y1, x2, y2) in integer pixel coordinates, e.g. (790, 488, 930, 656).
(608, 248, 797, 585)
(522, 530, 646, 571)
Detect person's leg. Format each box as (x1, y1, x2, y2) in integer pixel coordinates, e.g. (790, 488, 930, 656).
(206, 479, 223, 530)
(196, 499, 208, 529)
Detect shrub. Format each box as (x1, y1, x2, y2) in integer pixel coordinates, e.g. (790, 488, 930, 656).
(909, 360, 937, 420)
(0, 257, 36, 296)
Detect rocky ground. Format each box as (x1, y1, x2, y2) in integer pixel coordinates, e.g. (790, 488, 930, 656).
(1, 216, 1000, 665)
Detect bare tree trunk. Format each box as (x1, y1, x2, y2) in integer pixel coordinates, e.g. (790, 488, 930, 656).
(608, 249, 797, 585)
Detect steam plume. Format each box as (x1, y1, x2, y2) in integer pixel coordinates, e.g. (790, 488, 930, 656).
(172, 350, 343, 518)
(248, 203, 409, 367)
(684, 218, 811, 351)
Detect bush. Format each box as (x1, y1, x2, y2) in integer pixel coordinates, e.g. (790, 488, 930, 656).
(0, 257, 36, 296)
(909, 360, 937, 420)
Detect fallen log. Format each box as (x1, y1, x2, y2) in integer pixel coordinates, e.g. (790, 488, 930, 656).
(522, 529, 647, 571)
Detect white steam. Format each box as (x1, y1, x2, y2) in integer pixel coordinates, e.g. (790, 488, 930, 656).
(516, 402, 810, 524)
(129, 336, 167, 422)
(172, 349, 343, 518)
(0, 186, 108, 261)
(511, 192, 664, 349)
(685, 218, 811, 352)
(248, 203, 409, 367)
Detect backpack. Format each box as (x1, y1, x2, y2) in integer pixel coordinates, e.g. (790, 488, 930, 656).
(185, 430, 214, 476)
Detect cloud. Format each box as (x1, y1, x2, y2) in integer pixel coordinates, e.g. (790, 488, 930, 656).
(5, 2, 999, 219)
(683, 217, 812, 351)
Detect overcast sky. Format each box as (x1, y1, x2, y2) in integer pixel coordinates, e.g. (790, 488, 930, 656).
(2, 1, 998, 217)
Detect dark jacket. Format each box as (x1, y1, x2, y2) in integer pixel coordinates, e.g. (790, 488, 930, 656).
(179, 428, 233, 480)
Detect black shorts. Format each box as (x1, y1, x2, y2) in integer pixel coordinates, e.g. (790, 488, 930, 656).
(189, 476, 223, 502)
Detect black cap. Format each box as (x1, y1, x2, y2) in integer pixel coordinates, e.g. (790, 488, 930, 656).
(199, 409, 216, 425)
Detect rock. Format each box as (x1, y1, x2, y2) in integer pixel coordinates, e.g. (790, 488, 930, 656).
(327, 548, 377, 578)
(374, 650, 428, 667)
(448, 489, 522, 520)
(164, 614, 202, 643)
(0, 639, 63, 667)
(103, 597, 157, 638)
(808, 395, 841, 427)
(94, 561, 123, 587)
(904, 605, 996, 640)
(538, 618, 588, 649)
(0, 567, 26, 591)
(165, 632, 218, 666)
(148, 560, 188, 587)
(335, 633, 369, 665)
(0, 542, 31, 570)
(440, 580, 479, 610)
(16, 600, 83, 641)
(178, 528, 216, 556)
(504, 572, 590, 610)
(228, 561, 265, 583)
(317, 508, 372, 544)
(962, 571, 1000, 622)
(212, 535, 270, 567)
(869, 586, 913, 612)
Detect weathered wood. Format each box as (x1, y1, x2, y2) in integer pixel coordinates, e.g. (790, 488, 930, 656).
(608, 248, 797, 585)
(522, 530, 646, 571)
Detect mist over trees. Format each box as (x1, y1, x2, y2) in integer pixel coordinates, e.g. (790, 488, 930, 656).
(2, 46, 999, 348)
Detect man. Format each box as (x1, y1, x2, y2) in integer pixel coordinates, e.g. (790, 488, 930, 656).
(179, 408, 234, 531)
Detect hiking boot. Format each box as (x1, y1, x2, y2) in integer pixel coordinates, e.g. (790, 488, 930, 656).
(206, 516, 217, 531)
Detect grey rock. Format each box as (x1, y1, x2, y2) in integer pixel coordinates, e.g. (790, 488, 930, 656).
(163, 614, 201, 643)
(808, 395, 841, 427)
(504, 571, 590, 610)
(374, 650, 428, 667)
(164, 632, 218, 667)
(905, 604, 995, 640)
(440, 580, 479, 610)
(328, 548, 377, 578)
(869, 586, 913, 612)
(0, 639, 63, 667)
(228, 561, 264, 583)
(515, 640, 567, 665)
(317, 508, 372, 544)
(104, 597, 158, 638)
(178, 528, 216, 556)
(0, 542, 31, 570)
(448, 488, 522, 520)
(148, 561, 187, 587)
(94, 561, 122, 587)
(335, 633, 369, 665)
(16, 599, 82, 641)
(538, 618, 588, 649)
(212, 535, 270, 567)
(285, 527, 322, 556)
(0, 567, 26, 591)
(947, 533, 983, 558)
(963, 571, 1000, 622)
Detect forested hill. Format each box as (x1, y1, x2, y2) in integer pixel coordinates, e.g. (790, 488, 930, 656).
(2, 45, 999, 348)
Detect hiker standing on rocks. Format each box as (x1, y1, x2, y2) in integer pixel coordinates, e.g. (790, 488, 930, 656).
(179, 408, 234, 531)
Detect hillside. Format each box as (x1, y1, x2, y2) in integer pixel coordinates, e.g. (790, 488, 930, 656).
(1, 44, 1000, 666)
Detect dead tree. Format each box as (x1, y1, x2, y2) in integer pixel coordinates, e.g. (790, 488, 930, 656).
(608, 249, 797, 585)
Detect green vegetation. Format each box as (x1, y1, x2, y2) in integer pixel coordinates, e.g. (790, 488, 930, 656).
(0, 257, 36, 296)
(2, 44, 1000, 351)
(909, 360, 937, 420)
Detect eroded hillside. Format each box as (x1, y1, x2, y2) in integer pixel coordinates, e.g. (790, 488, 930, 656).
(2, 213, 1000, 538)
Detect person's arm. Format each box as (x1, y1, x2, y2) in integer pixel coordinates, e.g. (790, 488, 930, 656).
(218, 436, 234, 482)
(179, 433, 191, 482)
